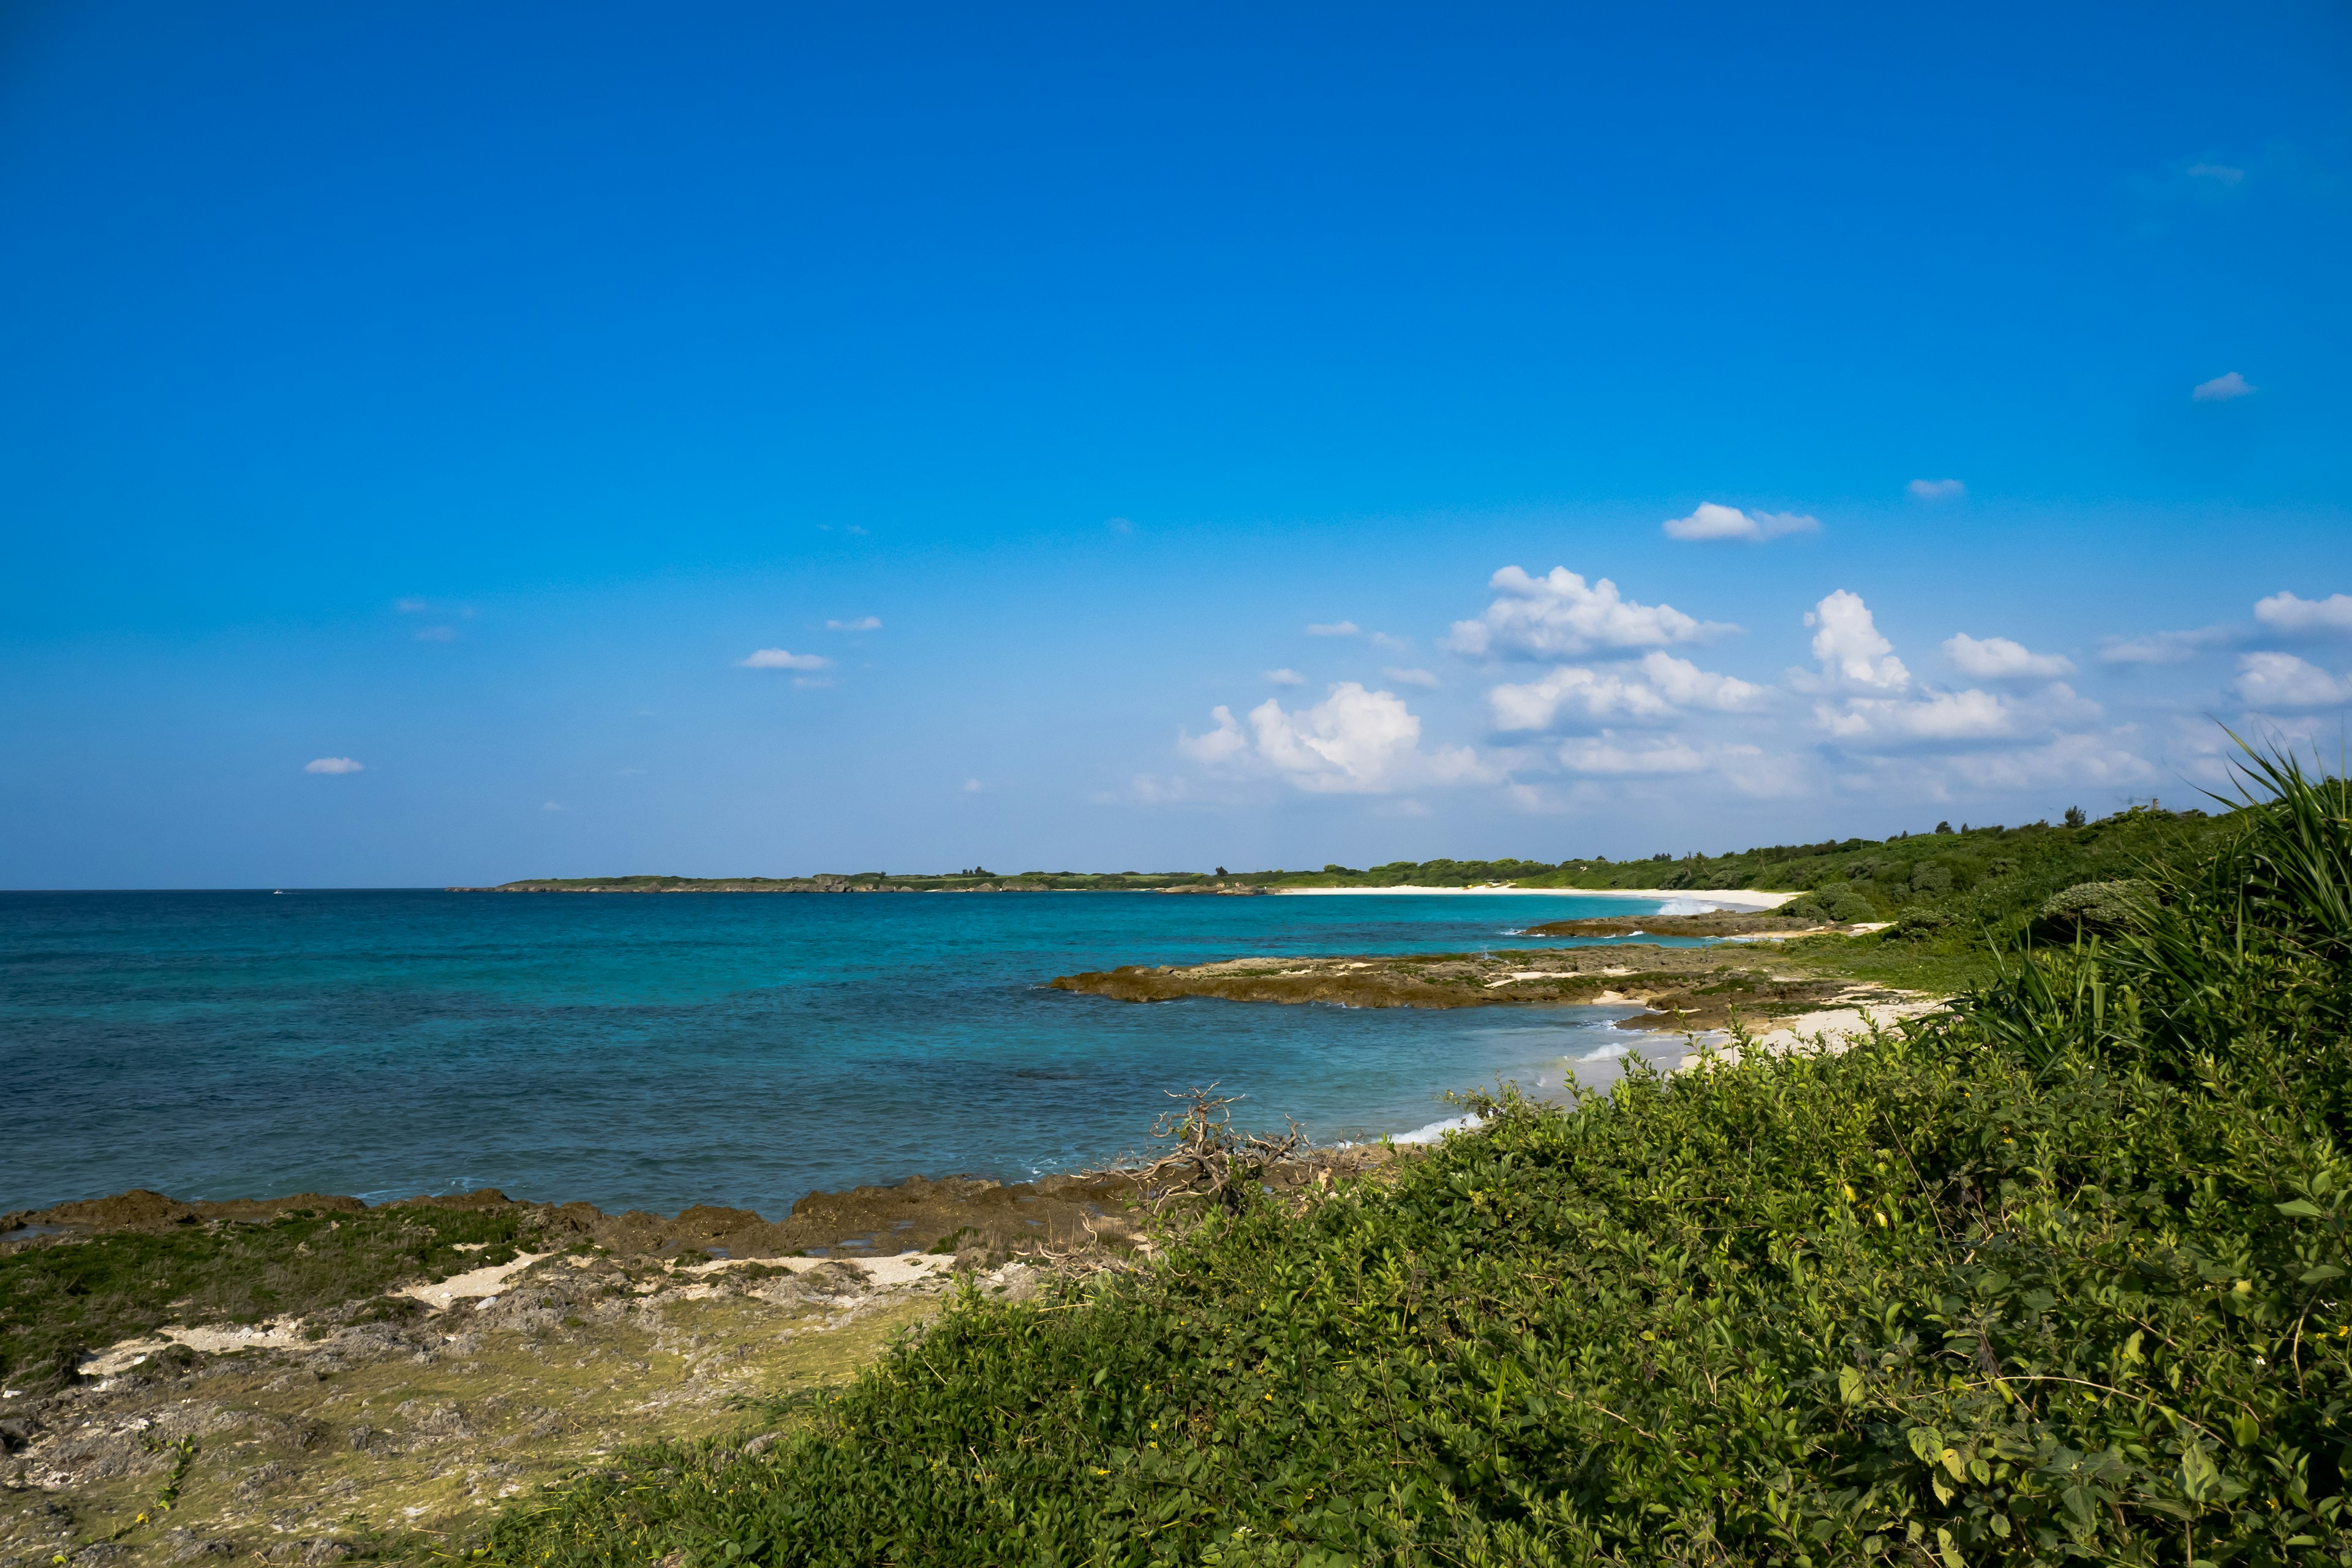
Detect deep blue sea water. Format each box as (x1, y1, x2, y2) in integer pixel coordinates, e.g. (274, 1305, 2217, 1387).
(0, 889, 1705, 1216)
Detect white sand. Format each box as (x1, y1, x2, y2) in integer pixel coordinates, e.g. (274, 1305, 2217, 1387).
(1275, 885, 1798, 910)
(396, 1250, 557, 1310)
(1679, 995, 1945, 1070)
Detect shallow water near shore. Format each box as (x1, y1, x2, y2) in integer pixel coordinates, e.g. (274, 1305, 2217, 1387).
(0, 889, 1697, 1214)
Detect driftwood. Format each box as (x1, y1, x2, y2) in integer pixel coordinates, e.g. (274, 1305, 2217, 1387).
(1115, 1085, 1308, 1215)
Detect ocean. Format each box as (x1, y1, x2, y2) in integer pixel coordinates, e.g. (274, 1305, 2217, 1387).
(0, 889, 1704, 1216)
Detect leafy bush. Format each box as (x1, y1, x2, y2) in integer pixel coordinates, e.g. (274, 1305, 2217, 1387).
(2033, 878, 2152, 938)
(487, 748, 2350, 1567)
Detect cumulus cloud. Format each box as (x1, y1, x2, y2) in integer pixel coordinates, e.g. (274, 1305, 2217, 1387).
(1445, 567, 1733, 659)
(2192, 371, 2255, 402)
(1178, 706, 1250, 766)
(1306, 620, 1359, 638)
(1488, 652, 1766, 733)
(1806, 590, 1910, 692)
(1178, 686, 1483, 795)
(1943, 633, 2075, 680)
(827, 616, 882, 631)
(1660, 502, 1820, 542)
(304, 757, 363, 774)
(1246, 684, 1484, 794)
(2234, 652, 2352, 709)
(1907, 478, 1966, 501)
(1815, 688, 2016, 742)
(1264, 668, 1306, 686)
(2255, 592, 2352, 636)
(2099, 625, 2237, 664)
(1384, 666, 1440, 688)
(739, 649, 831, 670)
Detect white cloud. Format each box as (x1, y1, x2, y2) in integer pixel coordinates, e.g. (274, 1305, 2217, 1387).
(2192, 371, 2255, 402)
(2187, 162, 2245, 187)
(1384, 666, 1440, 688)
(1490, 666, 1673, 731)
(1907, 478, 1967, 501)
(1635, 651, 1768, 710)
(304, 757, 363, 775)
(2099, 625, 2237, 664)
(826, 616, 883, 631)
(1107, 517, 1134, 534)
(1806, 590, 1910, 692)
(739, 649, 831, 670)
(394, 598, 431, 614)
(1306, 620, 1360, 638)
(1177, 706, 1250, 766)
(1660, 502, 1820, 542)
(414, 625, 459, 643)
(1445, 567, 1733, 659)
(963, 778, 984, 793)
(1487, 652, 1765, 733)
(1368, 631, 1409, 652)
(543, 801, 564, 812)
(1245, 684, 1483, 794)
(1263, 668, 1306, 686)
(1943, 633, 2075, 680)
(2255, 592, 2352, 636)
(1815, 688, 2015, 742)
(2234, 652, 2352, 709)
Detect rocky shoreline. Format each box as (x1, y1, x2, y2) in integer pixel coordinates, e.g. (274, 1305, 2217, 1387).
(1048, 916, 1912, 1035)
(2, 1152, 1412, 1567)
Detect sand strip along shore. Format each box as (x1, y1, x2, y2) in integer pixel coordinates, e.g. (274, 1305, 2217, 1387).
(1273, 886, 1799, 910)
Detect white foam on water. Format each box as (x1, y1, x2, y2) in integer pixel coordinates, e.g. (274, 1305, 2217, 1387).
(1655, 899, 1728, 916)
(1391, 1113, 1483, 1145)
(1576, 1041, 1631, 1062)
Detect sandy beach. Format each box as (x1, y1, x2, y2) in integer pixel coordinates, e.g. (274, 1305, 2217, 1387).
(1272, 884, 1799, 910)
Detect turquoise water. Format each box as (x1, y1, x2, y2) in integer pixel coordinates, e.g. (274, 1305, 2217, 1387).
(0, 890, 1701, 1215)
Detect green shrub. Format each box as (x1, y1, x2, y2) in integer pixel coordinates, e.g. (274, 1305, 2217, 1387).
(2033, 878, 2151, 938)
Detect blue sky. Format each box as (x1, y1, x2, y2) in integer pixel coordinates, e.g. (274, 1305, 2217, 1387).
(2, 1, 2348, 886)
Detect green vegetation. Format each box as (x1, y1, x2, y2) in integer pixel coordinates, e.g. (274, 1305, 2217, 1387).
(0, 1205, 535, 1395)
(484, 748, 2351, 1564)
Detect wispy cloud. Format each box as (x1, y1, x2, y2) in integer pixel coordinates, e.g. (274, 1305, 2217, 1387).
(1660, 502, 1820, 542)
(2099, 625, 2237, 665)
(2192, 371, 2255, 402)
(414, 624, 460, 643)
(1907, 478, 1966, 501)
(826, 616, 882, 632)
(2255, 591, 2352, 635)
(304, 757, 364, 775)
(394, 598, 432, 614)
(1384, 666, 1439, 688)
(1263, 668, 1306, 686)
(739, 649, 831, 670)
(1446, 567, 1733, 659)
(2186, 162, 2245, 187)
(962, 778, 984, 793)
(1305, 620, 1360, 638)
